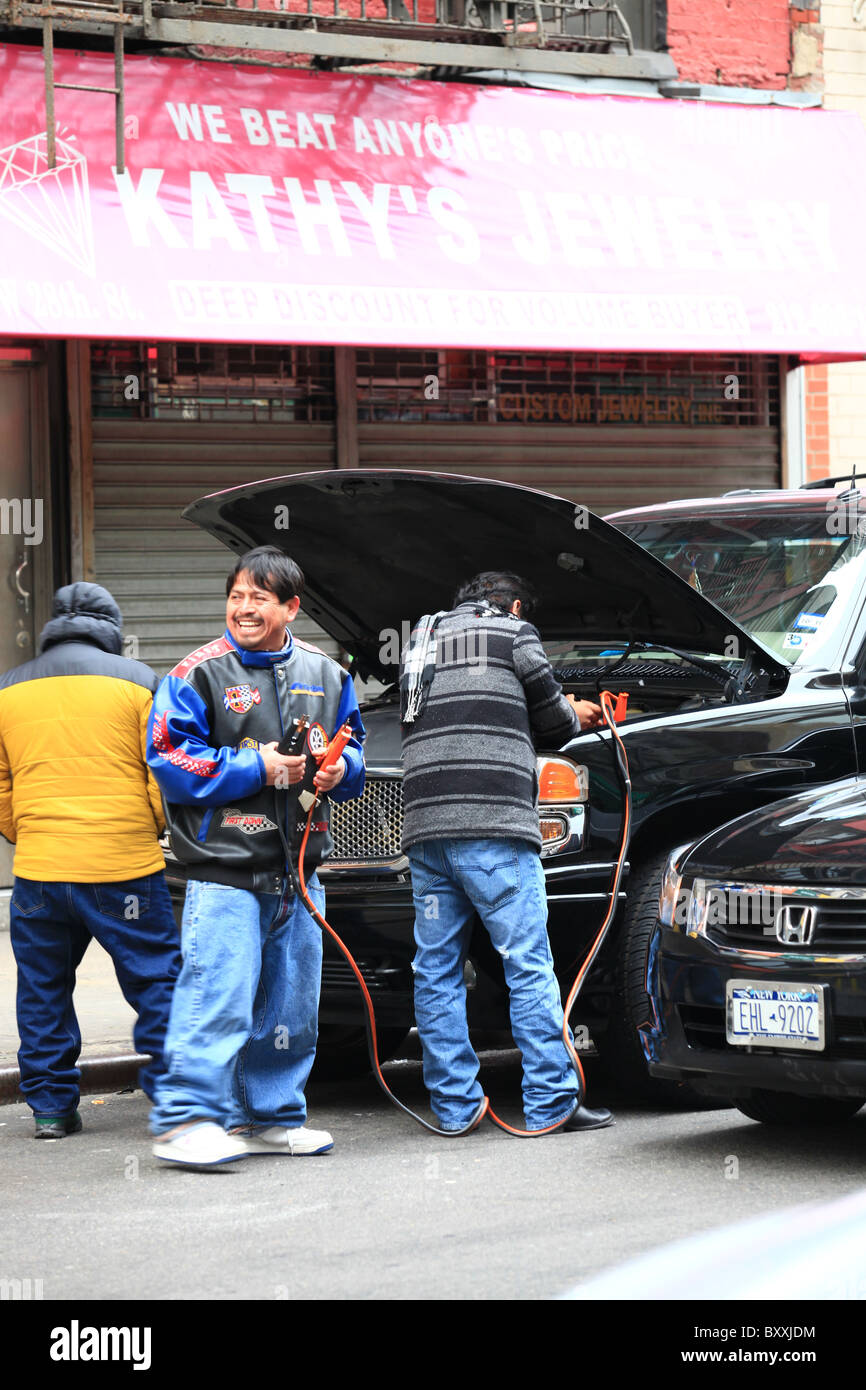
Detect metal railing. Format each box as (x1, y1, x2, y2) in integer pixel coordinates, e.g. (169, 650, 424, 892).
(0, 0, 675, 84)
(438, 0, 633, 50)
(0, 0, 635, 54)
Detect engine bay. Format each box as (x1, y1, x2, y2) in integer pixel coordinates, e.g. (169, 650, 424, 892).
(549, 647, 785, 721)
(357, 644, 787, 732)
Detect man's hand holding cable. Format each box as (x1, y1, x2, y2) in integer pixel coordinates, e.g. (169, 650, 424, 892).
(261, 744, 306, 786)
(566, 696, 603, 730)
(314, 757, 346, 794)
(260, 744, 347, 791)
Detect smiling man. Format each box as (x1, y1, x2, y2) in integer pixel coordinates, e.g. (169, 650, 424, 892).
(146, 546, 365, 1168)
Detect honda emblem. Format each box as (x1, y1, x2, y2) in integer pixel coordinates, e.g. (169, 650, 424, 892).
(774, 904, 817, 946)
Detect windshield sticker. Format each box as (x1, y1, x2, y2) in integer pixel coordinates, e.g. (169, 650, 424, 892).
(793, 612, 825, 633)
(785, 611, 826, 649)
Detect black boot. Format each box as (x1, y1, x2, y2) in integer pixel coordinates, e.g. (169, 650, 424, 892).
(561, 1103, 614, 1132)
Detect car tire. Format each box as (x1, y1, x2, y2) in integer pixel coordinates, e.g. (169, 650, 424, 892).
(311, 1024, 410, 1081)
(733, 1091, 866, 1126)
(605, 852, 722, 1108)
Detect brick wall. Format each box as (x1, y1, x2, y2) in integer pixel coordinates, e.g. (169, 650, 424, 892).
(825, 361, 866, 478)
(667, 0, 792, 88)
(822, 0, 866, 120)
(803, 363, 830, 482)
(789, 5, 824, 92)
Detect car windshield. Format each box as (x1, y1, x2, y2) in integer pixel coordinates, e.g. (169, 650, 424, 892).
(610, 507, 866, 664)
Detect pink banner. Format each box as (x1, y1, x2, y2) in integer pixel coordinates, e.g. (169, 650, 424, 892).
(1, 43, 865, 353)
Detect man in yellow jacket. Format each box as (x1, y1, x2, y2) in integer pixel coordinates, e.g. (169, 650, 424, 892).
(0, 583, 181, 1138)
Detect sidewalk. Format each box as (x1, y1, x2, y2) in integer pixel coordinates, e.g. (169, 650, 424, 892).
(0, 924, 145, 1102)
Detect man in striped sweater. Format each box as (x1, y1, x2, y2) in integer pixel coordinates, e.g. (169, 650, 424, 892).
(400, 570, 614, 1135)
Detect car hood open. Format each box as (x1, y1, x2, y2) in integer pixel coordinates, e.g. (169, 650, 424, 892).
(184, 470, 788, 683)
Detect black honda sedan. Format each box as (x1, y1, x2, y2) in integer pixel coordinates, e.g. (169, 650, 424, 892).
(643, 776, 866, 1123)
(165, 470, 866, 1092)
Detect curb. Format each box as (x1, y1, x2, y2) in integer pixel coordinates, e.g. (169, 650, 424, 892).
(0, 1053, 148, 1106)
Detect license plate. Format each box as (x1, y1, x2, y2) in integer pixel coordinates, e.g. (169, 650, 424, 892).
(726, 979, 826, 1052)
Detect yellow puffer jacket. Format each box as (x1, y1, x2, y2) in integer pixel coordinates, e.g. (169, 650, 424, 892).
(0, 584, 166, 883)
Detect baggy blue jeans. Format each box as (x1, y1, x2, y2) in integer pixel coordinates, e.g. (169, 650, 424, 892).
(9, 873, 182, 1116)
(408, 838, 580, 1131)
(149, 875, 325, 1135)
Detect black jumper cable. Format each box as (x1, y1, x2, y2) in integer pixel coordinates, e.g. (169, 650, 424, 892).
(276, 690, 633, 1138)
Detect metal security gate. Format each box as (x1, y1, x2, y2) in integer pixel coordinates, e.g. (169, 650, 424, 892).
(90, 342, 339, 674)
(355, 350, 782, 515)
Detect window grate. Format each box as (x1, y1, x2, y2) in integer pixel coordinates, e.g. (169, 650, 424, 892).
(91, 341, 336, 422)
(356, 350, 780, 428)
(92, 343, 780, 428)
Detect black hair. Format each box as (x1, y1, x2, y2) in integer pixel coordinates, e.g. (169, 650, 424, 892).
(226, 547, 305, 604)
(454, 570, 537, 620)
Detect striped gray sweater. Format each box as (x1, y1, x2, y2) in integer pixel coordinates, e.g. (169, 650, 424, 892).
(400, 604, 580, 851)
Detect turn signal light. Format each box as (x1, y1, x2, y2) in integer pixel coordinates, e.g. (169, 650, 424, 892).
(537, 757, 588, 803)
(540, 815, 568, 845)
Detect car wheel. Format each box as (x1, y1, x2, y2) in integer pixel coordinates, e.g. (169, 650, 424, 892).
(311, 1024, 410, 1081)
(733, 1091, 866, 1126)
(605, 853, 721, 1108)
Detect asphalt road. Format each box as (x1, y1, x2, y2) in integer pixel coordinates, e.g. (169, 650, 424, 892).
(3, 1042, 866, 1306)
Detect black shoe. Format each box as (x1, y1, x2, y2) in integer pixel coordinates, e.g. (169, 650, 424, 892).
(34, 1111, 82, 1140)
(561, 1103, 614, 1132)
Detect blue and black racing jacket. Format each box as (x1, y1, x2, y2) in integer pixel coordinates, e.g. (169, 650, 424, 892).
(146, 628, 365, 892)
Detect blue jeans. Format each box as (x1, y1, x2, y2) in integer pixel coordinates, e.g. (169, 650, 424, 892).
(149, 875, 325, 1135)
(9, 874, 182, 1116)
(408, 838, 579, 1131)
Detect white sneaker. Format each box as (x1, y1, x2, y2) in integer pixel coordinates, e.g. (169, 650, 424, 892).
(235, 1125, 334, 1156)
(152, 1121, 249, 1168)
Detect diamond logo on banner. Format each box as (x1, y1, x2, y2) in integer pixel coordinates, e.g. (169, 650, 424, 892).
(0, 131, 96, 278)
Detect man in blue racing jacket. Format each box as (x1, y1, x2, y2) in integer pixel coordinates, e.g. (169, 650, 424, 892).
(146, 545, 365, 1168)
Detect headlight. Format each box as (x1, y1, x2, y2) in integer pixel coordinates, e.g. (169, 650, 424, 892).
(658, 843, 695, 927)
(537, 757, 588, 803)
(535, 758, 587, 858)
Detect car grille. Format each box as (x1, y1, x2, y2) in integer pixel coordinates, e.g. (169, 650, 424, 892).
(707, 900, 866, 953)
(329, 774, 404, 865)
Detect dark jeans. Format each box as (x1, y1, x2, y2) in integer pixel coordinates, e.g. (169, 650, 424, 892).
(10, 873, 182, 1117)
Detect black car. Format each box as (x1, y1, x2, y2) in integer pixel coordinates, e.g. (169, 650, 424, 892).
(643, 775, 866, 1124)
(165, 470, 866, 1092)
